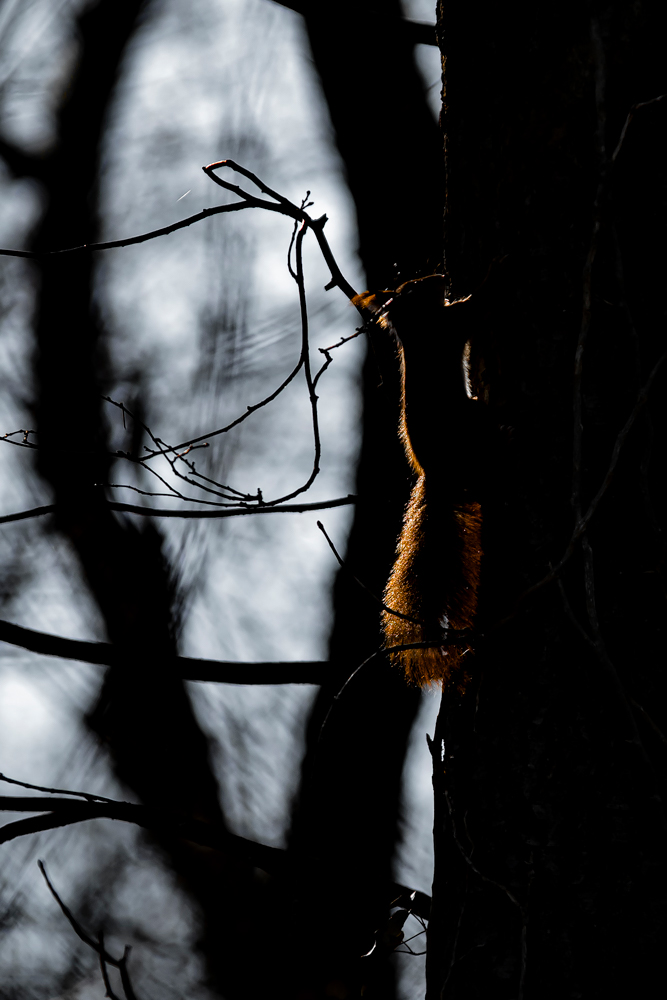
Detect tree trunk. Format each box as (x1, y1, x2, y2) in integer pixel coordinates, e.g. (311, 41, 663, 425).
(427, 2, 667, 996)
(284, 3, 442, 996)
(29, 3, 253, 995)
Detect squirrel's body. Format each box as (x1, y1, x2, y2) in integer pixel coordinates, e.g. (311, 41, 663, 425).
(355, 275, 484, 688)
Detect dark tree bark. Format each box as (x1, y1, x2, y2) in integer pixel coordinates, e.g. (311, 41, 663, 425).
(27, 3, 254, 995)
(427, 2, 667, 997)
(283, 4, 443, 997)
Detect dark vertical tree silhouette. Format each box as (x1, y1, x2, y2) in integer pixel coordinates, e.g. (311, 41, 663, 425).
(276, 4, 443, 996)
(24, 2, 254, 995)
(426, 2, 667, 996)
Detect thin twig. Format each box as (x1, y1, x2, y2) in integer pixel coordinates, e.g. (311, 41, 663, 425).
(136, 349, 304, 463)
(611, 94, 666, 162)
(130, 208, 331, 507)
(0, 429, 37, 448)
(0, 772, 124, 805)
(557, 577, 594, 647)
(0, 494, 357, 525)
(559, 577, 667, 826)
(104, 397, 257, 506)
(630, 700, 667, 748)
(573, 347, 667, 535)
(203, 160, 360, 302)
(318, 638, 474, 742)
(440, 881, 468, 997)
(38, 862, 140, 1000)
(270, 220, 322, 504)
(493, 73, 667, 629)
(444, 791, 528, 999)
(320, 326, 367, 352)
(316, 520, 425, 626)
(99, 942, 123, 1000)
(39, 860, 101, 952)
(444, 793, 523, 910)
(0, 200, 252, 260)
(3, 161, 367, 514)
(563, 23, 665, 820)
(401, 927, 428, 947)
(495, 345, 667, 626)
(118, 947, 139, 1000)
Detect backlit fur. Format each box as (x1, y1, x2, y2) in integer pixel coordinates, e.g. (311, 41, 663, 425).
(355, 276, 483, 688)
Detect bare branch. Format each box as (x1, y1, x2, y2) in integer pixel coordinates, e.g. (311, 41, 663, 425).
(2, 797, 287, 877)
(320, 326, 367, 353)
(497, 88, 667, 631)
(0, 607, 475, 686)
(203, 160, 360, 302)
(317, 520, 425, 626)
(39, 862, 141, 1000)
(630, 700, 667, 748)
(0, 494, 357, 525)
(0, 503, 56, 524)
(271, 220, 323, 503)
(611, 93, 666, 162)
(0, 200, 252, 260)
(0, 773, 125, 805)
(0, 615, 331, 682)
(39, 860, 104, 953)
(99, 943, 124, 1000)
(132, 347, 305, 462)
(0, 428, 38, 448)
(0, 799, 432, 919)
(1, 161, 371, 520)
(495, 344, 667, 627)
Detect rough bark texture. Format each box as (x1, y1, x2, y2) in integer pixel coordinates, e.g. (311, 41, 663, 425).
(28, 3, 254, 995)
(427, 2, 667, 996)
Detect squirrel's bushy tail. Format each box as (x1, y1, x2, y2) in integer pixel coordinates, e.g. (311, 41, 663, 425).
(382, 474, 482, 688)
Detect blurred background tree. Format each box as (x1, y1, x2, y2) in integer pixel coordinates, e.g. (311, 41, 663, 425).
(0, 2, 440, 998)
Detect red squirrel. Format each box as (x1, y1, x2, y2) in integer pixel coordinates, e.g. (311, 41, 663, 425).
(354, 275, 484, 688)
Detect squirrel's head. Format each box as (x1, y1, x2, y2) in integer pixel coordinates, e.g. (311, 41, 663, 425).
(353, 275, 471, 350)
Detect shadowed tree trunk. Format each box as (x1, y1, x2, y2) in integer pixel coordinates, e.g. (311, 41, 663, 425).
(282, 3, 443, 996)
(426, 2, 667, 996)
(25, 2, 254, 995)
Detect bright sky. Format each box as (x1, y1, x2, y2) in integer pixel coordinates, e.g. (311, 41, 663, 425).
(0, 3, 439, 996)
